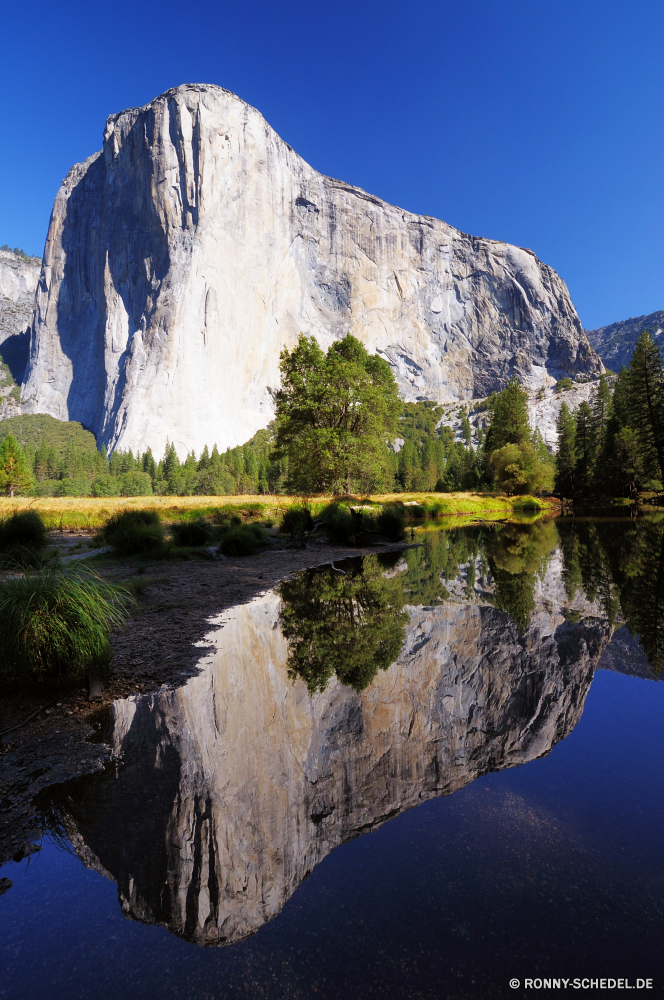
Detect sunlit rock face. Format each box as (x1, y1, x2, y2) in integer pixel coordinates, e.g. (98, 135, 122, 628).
(22, 83, 601, 457)
(0, 249, 40, 387)
(58, 558, 609, 947)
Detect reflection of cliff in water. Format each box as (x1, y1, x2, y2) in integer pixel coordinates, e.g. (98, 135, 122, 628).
(43, 547, 612, 948)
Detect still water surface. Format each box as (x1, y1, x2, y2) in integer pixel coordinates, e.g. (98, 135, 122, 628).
(1, 515, 663, 999)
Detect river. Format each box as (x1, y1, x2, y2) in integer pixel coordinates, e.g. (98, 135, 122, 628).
(1, 514, 662, 998)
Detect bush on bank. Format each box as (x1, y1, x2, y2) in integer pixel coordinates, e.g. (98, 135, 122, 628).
(0, 510, 48, 567)
(95, 509, 165, 556)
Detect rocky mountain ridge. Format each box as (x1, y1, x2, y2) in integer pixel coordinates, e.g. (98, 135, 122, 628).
(585, 309, 664, 372)
(20, 83, 601, 457)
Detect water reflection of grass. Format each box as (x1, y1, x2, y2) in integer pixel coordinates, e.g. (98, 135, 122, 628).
(278, 554, 408, 692)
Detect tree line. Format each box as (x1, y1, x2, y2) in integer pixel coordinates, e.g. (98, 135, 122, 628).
(1, 329, 662, 499)
(555, 331, 664, 498)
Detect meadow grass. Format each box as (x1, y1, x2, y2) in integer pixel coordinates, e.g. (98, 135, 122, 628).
(0, 492, 561, 531)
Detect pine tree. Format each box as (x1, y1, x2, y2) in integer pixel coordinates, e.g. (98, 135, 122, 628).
(555, 402, 576, 498)
(0, 433, 33, 497)
(590, 375, 612, 452)
(483, 376, 530, 454)
(626, 331, 664, 485)
(575, 400, 593, 495)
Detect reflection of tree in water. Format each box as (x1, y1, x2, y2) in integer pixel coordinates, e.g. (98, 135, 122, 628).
(559, 516, 663, 673)
(278, 555, 409, 692)
(618, 519, 664, 673)
(402, 527, 486, 606)
(484, 521, 559, 634)
(402, 520, 558, 634)
(557, 521, 621, 625)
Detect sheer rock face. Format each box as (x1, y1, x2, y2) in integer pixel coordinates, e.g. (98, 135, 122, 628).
(22, 83, 601, 456)
(0, 250, 40, 346)
(61, 556, 609, 947)
(0, 251, 40, 395)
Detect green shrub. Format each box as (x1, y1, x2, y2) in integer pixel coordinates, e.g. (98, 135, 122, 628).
(512, 496, 546, 510)
(91, 475, 120, 497)
(218, 523, 267, 557)
(0, 510, 48, 553)
(0, 569, 132, 687)
(119, 470, 153, 497)
(374, 504, 406, 540)
(319, 502, 357, 543)
(57, 476, 92, 497)
(555, 378, 573, 393)
(96, 509, 165, 556)
(170, 519, 213, 546)
(212, 509, 242, 529)
(404, 503, 427, 519)
(280, 503, 314, 535)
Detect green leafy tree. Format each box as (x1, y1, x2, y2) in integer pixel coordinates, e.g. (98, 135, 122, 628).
(0, 433, 33, 497)
(555, 402, 577, 498)
(489, 441, 554, 495)
(274, 334, 401, 494)
(482, 377, 552, 494)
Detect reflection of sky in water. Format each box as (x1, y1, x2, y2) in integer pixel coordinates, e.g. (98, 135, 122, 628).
(1, 519, 663, 999)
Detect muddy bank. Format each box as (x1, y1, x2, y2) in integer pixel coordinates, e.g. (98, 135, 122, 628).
(0, 539, 410, 874)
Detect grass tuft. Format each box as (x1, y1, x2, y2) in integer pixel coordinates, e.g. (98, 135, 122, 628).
(169, 519, 213, 546)
(0, 569, 133, 687)
(218, 523, 268, 557)
(319, 502, 356, 543)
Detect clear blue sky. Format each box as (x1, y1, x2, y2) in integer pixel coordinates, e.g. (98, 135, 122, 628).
(1, 0, 661, 329)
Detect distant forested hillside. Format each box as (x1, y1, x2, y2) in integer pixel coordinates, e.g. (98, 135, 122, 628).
(586, 310, 664, 371)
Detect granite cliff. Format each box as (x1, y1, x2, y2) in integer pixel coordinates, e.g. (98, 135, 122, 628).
(0, 249, 40, 384)
(52, 550, 609, 946)
(585, 309, 664, 372)
(22, 84, 601, 457)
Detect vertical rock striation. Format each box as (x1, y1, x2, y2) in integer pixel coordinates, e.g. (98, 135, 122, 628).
(0, 249, 40, 383)
(22, 84, 601, 456)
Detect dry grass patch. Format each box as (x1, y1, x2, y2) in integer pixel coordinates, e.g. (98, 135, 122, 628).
(0, 492, 560, 531)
